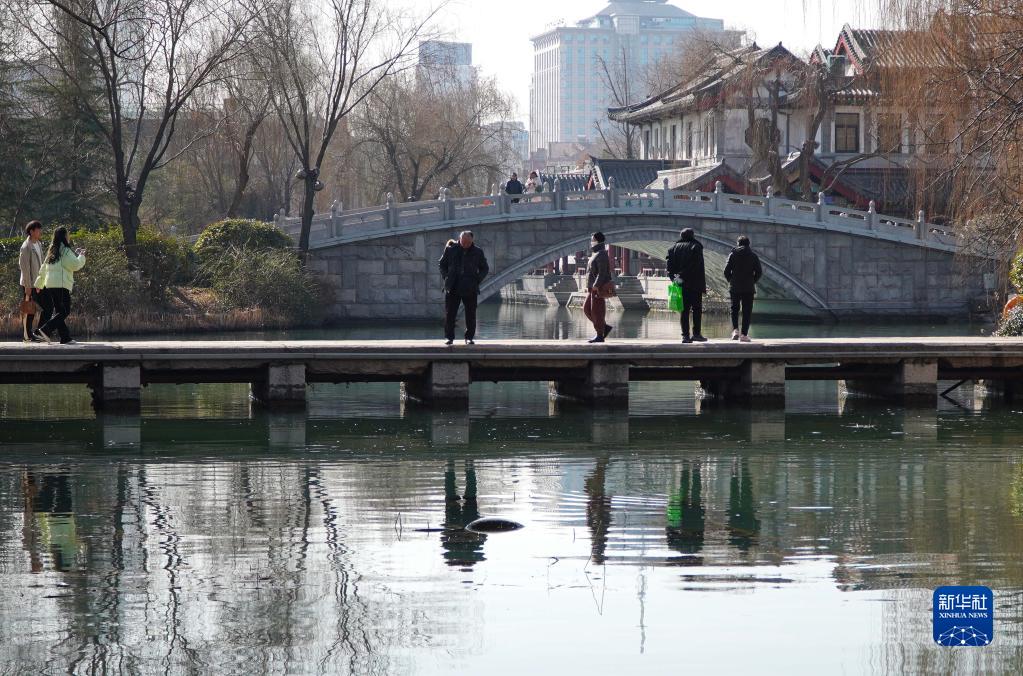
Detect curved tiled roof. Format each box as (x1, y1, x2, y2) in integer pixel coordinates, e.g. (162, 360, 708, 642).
(608, 43, 802, 123)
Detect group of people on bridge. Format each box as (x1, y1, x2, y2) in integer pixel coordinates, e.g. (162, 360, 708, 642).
(438, 227, 763, 345)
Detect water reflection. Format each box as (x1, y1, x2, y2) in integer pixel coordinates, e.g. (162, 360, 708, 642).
(727, 459, 760, 552)
(442, 459, 486, 568)
(666, 462, 705, 558)
(1, 340, 1022, 673)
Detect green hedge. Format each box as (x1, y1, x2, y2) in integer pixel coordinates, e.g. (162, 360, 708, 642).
(204, 247, 330, 323)
(194, 219, 292, 270)
(2, 225, 191, 313)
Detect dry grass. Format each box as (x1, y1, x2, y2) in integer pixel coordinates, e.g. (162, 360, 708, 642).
(3, 287, 323, 339)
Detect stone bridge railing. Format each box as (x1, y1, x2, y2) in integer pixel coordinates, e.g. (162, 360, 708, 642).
(275, 179, 957, 250)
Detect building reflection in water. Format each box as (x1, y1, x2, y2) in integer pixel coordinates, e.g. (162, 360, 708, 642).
(666, 462, 705, 557)
(21, 470, 79, 573)
(726, 459, 760, 551)
(442, 459, 486, 568)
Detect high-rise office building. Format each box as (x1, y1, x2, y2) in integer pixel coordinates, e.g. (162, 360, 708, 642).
(418, 40, 474, 88)
(530, 1, 728, 154)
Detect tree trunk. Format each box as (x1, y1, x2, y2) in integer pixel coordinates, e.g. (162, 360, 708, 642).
(227, 120, 261, 218)
(118, 198, 139, 249)
(298, 177, 316, 254)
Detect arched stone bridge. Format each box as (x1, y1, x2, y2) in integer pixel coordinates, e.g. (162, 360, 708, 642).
(281, 183, 993, 320)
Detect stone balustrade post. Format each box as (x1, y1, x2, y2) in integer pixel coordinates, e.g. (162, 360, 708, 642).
(661, 177, 669, 208)
(441, 188, 454, 221)
(816, 191, 825, 223)
(499, 182, 510, 214)
(329, 199, 340, 238)
(867, 200, 876, 230)
(915, 210, 925, 240)
(386, 192, 397, 228)
(607, 176, 617, 208)
(714, 181, 723, 211)
(552, 178, 562, 211)
(764, 188, 772, 217)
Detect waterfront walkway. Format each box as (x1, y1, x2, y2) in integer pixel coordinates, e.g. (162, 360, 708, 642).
(1, 338, 1019, 408)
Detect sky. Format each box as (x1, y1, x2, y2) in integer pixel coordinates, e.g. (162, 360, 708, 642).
(429, 0, 882, 121)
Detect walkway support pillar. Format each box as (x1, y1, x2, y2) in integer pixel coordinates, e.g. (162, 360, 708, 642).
(550, 361, 629, 405)
(402, 362, 470, 404)
(842, 359, 937, 402)
(698, 360, 785, 405)
(251, 364, 306, 407)
(92, 363, 142, 411)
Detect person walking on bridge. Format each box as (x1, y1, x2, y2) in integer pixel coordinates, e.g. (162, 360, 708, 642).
(505, 172, 524, 204)
(18, 221, 45, 343)
(666, 228, 707, 343)
(439, 231, 489, 345)
(723, 235, 763, 342)
(33, 227, 86, 345)
(584, 232, 615, 343)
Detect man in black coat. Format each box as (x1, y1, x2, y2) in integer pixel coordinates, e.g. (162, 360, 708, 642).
(505, 172, 524, 203)
(665, 228, 707, 343)
(723, 235, 763, 342)
(439, 230, 490, 345)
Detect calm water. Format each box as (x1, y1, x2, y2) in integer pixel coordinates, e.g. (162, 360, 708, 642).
(0, 304, 1017, 675)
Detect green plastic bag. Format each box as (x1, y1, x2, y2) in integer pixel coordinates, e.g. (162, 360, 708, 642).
(668, 281, 684, 313)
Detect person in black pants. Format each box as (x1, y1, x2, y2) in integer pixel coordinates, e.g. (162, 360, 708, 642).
(666, 228, 707, 343)
(723, 235, 763, 342)
(438, 231, 490, 345)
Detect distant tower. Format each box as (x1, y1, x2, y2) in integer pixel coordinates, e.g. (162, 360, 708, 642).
(530, 1, 730, 153)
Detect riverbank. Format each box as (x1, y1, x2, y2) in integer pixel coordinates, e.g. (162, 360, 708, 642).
(4, 287, 323, 339)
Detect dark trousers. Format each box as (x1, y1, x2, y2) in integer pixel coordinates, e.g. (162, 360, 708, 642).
(680, 289, 703, 338)
(21, 286, 47, 339)
(583, 292, 606, 336)
(730, 291, 755, 335)
(444, 292, 478, 340)
(38, 288, 72, 343)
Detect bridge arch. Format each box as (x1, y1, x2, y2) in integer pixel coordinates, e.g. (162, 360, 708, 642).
(478, 225, 832, 313)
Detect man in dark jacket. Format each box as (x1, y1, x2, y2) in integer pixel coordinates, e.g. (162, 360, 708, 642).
(665, 228, 707, 343)
(505, 172, 524, 203)
(439, 230, 490, 345)
(584, 231, 614, 343)
(723, 235, 763, 342)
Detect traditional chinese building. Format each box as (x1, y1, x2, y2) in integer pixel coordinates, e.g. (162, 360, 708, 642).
(606, 25, 953, 218)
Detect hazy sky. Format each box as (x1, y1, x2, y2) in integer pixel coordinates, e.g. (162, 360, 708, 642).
(434, 0, 881, 120)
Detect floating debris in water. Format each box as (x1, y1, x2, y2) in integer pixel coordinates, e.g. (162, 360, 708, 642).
(467, 517, 524, 533)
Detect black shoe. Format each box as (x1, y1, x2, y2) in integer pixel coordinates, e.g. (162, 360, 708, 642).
(445, 339, 454, 346)
(682, 336, 693, 344)
(465, 338, 475, 345)
(60, 339, 77, 345)
(692, 335, 708, 342)
(588, 336, 605, 343)
(603, 325, 613, 338)
(33, 329, 53, 344)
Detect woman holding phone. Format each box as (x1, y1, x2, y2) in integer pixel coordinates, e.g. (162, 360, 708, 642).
(34, 227, 86, 344)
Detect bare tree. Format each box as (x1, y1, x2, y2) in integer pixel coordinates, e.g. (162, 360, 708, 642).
(594, 48, 639, 159)
(353, 69, 515, 203)
(872, 0, 1022, 255)
(18, 0, 254, 247)
(254, 0, 440, 254)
